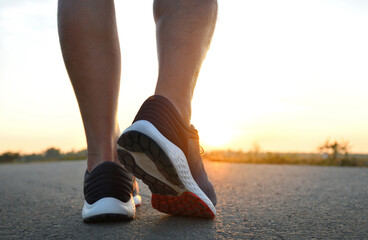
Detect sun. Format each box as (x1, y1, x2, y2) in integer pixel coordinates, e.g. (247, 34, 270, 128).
(191, 94, 236, 149)
(194, 120, 234, 148)
(199, 127, 233, 147)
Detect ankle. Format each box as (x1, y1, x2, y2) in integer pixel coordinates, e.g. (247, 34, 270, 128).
(85, 126, 121, 171)
(87, 151, 120, 172)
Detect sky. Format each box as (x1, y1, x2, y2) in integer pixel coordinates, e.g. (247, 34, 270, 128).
(0, 0, 368, 154)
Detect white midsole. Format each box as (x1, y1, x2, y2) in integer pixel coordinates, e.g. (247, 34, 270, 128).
(82, 197, 135, 220)
(118, 120, 216, 215)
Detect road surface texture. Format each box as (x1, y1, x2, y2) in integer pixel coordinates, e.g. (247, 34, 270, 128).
(1, 160, 367, 239)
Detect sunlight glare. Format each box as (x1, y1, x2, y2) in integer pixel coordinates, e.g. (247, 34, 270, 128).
(198, 122, 234, 148)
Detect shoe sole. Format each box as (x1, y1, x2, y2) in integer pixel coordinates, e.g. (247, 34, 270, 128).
(117, 120, 216, 218)
(82, 197, 135, 223)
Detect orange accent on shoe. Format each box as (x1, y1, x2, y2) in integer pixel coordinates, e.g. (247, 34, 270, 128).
(151, 192, 215, 218)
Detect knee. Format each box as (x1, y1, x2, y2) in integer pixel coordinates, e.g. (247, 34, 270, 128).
(153, 0, 218, 22)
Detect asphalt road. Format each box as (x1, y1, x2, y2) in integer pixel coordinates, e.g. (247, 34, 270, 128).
(1, 160, 367, 239)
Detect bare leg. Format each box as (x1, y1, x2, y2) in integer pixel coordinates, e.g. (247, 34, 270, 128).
(58, 0, 121, 171)
(154, 0, 218, 125)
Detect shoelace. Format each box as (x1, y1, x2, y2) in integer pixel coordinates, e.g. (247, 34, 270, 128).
(200, 145, 205, 155)
(190, 124, 205, 156)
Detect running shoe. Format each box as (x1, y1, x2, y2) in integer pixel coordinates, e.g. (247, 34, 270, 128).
(117, 95, 217, 218)
(82, 161, 141, 222)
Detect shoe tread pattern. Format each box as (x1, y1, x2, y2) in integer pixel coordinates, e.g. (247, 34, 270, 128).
(118, 149, 178, 196)
(118, 131, 184, 188)
(118, 129, 216, 218)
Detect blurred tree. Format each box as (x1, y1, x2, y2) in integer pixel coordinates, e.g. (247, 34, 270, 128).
(318, 139, 351, 165)
(0, 152, 20, 163)
(45, 147, 61, 160)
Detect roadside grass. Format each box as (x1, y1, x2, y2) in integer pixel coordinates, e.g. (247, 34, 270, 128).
(204, 150, 368, 167)
(1, 148, 368, 167)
